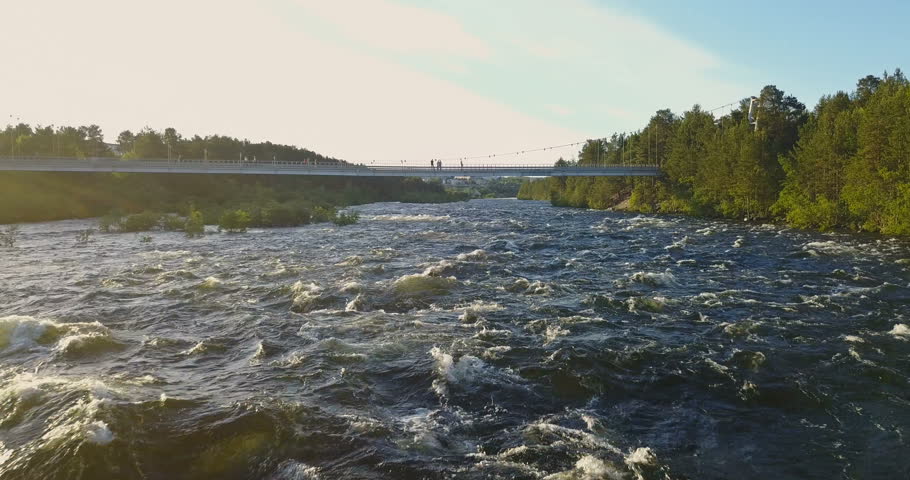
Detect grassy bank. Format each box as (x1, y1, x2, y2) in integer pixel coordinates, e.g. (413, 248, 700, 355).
(0, 171, 464, 226)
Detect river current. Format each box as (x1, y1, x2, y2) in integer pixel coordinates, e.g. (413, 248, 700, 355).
(1, 199, 908, 479)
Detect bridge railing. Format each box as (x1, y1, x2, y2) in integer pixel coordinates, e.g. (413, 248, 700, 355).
(0, 156, 661, 175)
(0, 155, 659, 168)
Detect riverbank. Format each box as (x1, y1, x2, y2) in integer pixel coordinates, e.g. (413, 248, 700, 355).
(0, 171, 468, 226)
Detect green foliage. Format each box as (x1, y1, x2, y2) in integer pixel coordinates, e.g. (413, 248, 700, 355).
(1, 124, 463, 226)
(139, 234, 153, 243)
(119, 211, 162, 232)
(521, 71, 910, 236)
(98, 212, 122, 233)
(0, 224, 20, 247)
(311, 206, 335, 223)
(332, 210, 360, 226)
(159, 214, 186, 231)
(517, 178, 554, 201)
(184, 209, 205, 238)
(219, 209, 251, 233)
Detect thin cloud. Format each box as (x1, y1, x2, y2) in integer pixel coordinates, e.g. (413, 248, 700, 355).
(297, 0, 493, 60)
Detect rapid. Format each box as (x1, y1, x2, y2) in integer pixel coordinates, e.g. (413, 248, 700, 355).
(1, 199, 908, 479)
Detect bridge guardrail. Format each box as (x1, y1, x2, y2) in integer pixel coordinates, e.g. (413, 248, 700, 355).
(0, 156, 661, 176)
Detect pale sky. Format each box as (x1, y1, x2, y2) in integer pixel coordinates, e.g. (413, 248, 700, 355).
(2, 0, 902, 165)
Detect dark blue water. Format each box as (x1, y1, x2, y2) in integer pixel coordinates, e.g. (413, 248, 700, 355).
(1, 199, 909, 479)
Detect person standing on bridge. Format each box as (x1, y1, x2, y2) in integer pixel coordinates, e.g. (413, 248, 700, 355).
(438, 159, 443, 171)
(430, 159, 434, 170)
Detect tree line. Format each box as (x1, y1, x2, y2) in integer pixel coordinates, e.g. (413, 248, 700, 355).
(0, 124, 345, 165)
(518, 70, 910, 235)
(0, 125, 463, 225)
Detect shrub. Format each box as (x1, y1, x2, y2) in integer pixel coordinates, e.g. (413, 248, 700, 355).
(293, 206, 311, 225)
(98, 212, 122, 233)
(262, 204, 296, 227)
(120, 211, 162, 232)
(219, 209, 251, 233)
(160, 214, 186, 231)
(332, 210, 359, 226)
(185, 209, 205, 238)
(311, 206, 335, 223)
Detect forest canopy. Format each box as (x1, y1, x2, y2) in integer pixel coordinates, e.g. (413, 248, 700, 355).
(519, 70, 910, 235)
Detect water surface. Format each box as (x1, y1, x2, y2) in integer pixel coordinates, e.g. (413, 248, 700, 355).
(1, 199, 909, 479)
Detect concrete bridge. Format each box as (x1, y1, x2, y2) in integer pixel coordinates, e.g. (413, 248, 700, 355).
(0, 156, 661, 178)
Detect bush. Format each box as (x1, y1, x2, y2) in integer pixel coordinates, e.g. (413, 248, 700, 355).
(185, 209, 205, 238)
(332, 210, 359, 226)
(120, 211, 161, 232)
(311, 206, 335, 223)
(219, 209, 251, 233)
(262, 204, 297, 227)
(160, 214, 186, 231)
(98, 212, 122, 233)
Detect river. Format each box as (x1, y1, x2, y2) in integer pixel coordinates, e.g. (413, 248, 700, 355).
(1, 199, 908, 479)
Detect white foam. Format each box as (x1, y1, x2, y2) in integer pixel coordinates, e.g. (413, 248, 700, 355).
(369, 214, 450, 222)
(481, 345, 511, 361)
(393, 273, 457, 297)
(456, 249, 488, 262)
(0, 443, 11, 466)
(544, 325, 569, 344)
(625, 447, 656, 467)
(524, 422, 621, 454)
(429, 347, 487, 396)
(83, 420, 115, 445)
(291, 281, 324, 311)
(54, 331, 116, 356)
(617, 216, 673, 232)
(340, 281, 363, 293)
(889, 323, 910, 339)
(335, 255, 363, 267)
(665, 236, 689, 250)
(199, 276, 222, 289)
(182, 341, 207, 356)
(508, 278, 552, 295)
(629, 270, 677, 287)
(803, 240, 859, 256)
(422, 260, 456, 277)
(1, 316, 115, 357)
(272, 460, 321, 479)
(345, 294, 366, 312)
(456, 301, 503, 324)
(0, 315, 55, 352)
(543, 455, 625, 480)
(40, 395, 115, 448)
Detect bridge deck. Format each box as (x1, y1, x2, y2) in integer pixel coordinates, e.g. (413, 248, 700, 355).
(0, 157, 661, 177)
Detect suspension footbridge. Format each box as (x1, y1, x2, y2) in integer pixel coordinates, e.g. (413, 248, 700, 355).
(0, 157, 661, 177)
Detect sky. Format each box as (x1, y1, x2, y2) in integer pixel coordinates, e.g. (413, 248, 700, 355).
(1, 0, 907, 164)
